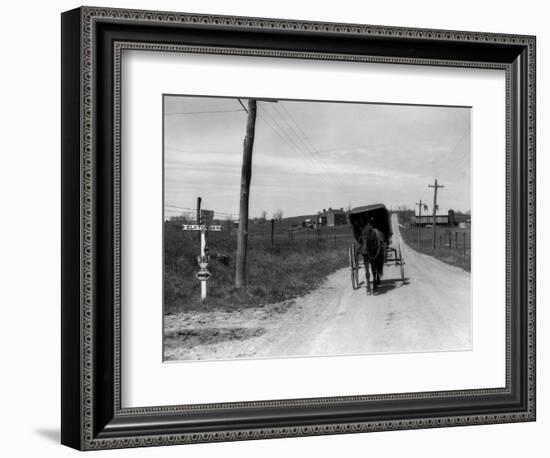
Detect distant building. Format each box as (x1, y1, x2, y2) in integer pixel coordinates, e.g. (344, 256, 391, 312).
(413, 206, 470, 227)
(413, 208, 453, 226)
(318, 207, 347, 227)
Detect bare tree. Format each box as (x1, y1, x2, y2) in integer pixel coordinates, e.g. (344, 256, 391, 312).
(260, 210, 267, 222)
(273, 209, 283, 222)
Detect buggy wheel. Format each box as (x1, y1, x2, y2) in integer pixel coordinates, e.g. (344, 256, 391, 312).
(349, 245, 358, 289)
(398, 242, 405, 284)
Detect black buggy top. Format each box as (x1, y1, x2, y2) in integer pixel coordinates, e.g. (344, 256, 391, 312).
(348, 204, 393, 245)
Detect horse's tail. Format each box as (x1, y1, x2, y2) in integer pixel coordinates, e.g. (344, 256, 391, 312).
(374, 229, 385, 277)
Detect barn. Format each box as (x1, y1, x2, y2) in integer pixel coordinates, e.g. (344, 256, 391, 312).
(413, 208, 454, 226)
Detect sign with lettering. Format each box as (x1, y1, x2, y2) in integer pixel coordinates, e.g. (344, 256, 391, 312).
(182, 224, 223, 232)
(182, 224, 206, 231)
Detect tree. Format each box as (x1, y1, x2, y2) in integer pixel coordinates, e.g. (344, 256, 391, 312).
(273, 209, 283, 222)
(260, 210, 267, 222)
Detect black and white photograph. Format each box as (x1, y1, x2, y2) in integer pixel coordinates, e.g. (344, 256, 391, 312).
(163, 95, 472, 362)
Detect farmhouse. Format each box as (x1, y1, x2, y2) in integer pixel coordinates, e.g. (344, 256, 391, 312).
(412, 208, 471, 227)
(317, 207, 347, 227)
(413, 208, 454, 226)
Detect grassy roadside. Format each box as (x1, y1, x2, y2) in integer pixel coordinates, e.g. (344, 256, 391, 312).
(164, 220, 353, 314)
(399, 225, 471, 272)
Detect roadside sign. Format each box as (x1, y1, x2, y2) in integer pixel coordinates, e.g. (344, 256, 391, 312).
(182, 224, 223, 232)
(195, 270, 211, 281)
(182, 224, 205, 231)
(200, 209, 214, 225)
(181, 212, 223, 298)
(197, 255, 209, 269)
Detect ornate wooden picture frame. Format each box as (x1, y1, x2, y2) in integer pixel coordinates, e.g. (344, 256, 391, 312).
(61, 6, 535, 450)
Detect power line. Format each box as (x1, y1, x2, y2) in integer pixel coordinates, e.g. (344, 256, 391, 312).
(165, 147, 237, 153)
(267, 103, 349, 189)
(165, 204, 195, 211)
(278, 103, 319, 156)
(257, 106, 334, 190)
(268, 104, 319, 162)
(260, 107, 308, 158)
(165, 109, 245, 116)
(257, 111, 334, 190)
(263, 107, 339, 192)
(274, 103, 348, 187)
(170, 204, 237, 214)
(165, 204, 237, 217)
(237, 98, 249, 114)
(445, 128, 471, 173)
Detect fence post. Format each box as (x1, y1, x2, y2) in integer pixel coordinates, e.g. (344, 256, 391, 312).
(439, 233, 442, 248)
(455, 232, 458, 254)
(463, 232, 466, 257)
(271, 218, 274, 248)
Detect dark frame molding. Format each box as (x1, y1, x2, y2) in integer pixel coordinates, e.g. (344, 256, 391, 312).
(61, 6, 536, 450)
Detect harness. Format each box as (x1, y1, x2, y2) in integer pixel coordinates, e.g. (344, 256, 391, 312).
(359, 230, 384, 262)
(362, 245, 383, 262)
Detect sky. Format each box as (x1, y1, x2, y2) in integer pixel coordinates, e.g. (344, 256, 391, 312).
(164, 95, 471, 220)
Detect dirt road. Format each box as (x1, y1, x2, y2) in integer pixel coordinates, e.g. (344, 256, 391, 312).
(165, 214, 471, 361)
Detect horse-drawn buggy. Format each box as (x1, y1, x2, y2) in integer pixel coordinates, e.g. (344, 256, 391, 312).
(348, 204, 405, 293)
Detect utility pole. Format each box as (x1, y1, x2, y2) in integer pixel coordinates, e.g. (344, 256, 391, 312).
(196, 197, 202, 244)
(428, 179, 444, 249)
(415, 199, 423, 248)
(235, 99, 257, 289)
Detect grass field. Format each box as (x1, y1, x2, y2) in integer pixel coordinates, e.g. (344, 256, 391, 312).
(164, 219, 354, 314)
(399, 224, 471, 271)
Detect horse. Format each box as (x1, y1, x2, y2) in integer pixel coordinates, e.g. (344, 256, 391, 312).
(358, 223, 385, 294)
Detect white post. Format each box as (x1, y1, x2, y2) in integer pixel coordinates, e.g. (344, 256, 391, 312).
(200, 229, 207, 300)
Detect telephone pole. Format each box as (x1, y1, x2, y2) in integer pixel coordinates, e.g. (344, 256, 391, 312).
(428, 179, 444, 249)
(415, 199, 423, 247)
(196, 196, 202, 243)
(235, 99, 257, 289)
